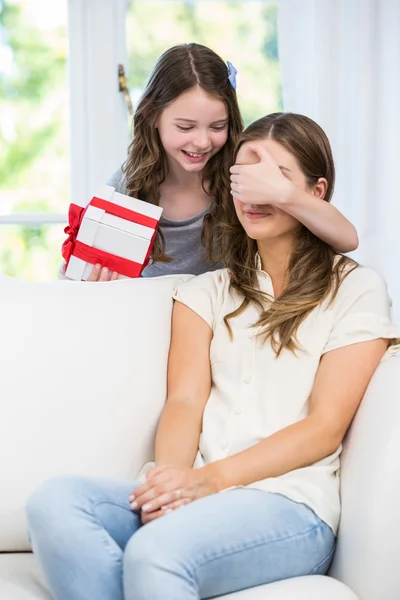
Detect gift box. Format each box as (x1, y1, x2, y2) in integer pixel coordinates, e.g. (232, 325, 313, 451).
(62, 185, 163, 280)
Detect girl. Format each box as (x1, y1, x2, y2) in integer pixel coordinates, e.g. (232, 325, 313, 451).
(28, 113, 398, 599)
(61, 43, 358, 282)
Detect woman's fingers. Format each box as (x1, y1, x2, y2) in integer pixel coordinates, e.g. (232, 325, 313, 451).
(141, 508, 164, 525)
(135, 488, 187, 514)
(141, 498, 190, 524)
(110, 271, 119, 281)
(130, 481, 173, 510)
(161, 497, 191, 513)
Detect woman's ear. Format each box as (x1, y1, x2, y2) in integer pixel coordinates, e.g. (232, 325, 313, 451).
(312, 177, 328, 200)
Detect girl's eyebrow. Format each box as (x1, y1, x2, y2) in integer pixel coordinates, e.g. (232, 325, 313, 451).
(174, 118, 229, 125)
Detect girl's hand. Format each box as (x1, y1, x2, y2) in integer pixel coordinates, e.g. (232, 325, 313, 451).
(230, 144, 293, 206)
(86, 264, 119, 282)
(129, 465, 217, 515)
(61, 262, 119, 281)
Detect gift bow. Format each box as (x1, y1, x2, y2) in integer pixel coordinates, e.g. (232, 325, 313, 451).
(61, 197, 160, 277)
(61, 203, 85, 263)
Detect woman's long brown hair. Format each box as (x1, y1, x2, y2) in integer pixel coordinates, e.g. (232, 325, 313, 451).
(224, 112, 358, 356)
(123, 43, 243, 263)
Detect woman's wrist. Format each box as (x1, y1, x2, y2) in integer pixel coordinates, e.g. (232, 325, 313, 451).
(200, 461, 227, 493)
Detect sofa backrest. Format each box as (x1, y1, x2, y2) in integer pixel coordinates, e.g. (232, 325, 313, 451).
(0, 275, 183, 551)
(330, 355, 400, 599)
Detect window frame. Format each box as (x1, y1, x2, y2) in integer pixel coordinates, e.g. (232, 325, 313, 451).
(0, 0, 130, 227)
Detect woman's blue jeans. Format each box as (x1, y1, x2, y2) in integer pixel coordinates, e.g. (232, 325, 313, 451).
(26, 476, 335, 599)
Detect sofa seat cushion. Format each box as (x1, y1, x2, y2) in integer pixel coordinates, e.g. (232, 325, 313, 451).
(0, 554, 51, 600)
(0, 553, 358, 600)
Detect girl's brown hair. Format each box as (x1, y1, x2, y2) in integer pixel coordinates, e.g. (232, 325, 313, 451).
(123, 43, 243, 262)
(224, 112, 357, 355)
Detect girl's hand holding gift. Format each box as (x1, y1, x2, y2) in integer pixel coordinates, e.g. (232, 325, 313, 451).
(129, 464, 218, 521)
(61, 262, 119, 281)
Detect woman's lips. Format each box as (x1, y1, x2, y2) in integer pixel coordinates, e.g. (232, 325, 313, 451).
(244, 210, 273, 221)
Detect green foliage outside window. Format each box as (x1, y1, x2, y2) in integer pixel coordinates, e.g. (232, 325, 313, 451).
(0, 0, 69, 280)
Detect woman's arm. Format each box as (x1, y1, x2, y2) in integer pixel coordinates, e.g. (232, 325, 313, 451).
(154, 300, 213, 468)
(205, 338, 387, 491)
(230, 145, 359, 253)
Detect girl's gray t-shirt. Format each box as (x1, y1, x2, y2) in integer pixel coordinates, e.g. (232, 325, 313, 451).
(107, 169, 223, 277)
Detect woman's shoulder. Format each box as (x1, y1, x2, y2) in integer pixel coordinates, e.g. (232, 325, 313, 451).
(174, 268, 230, 295)
(330, 259, 392, 314)
(338, 261, 389, 295)
(172, 269, 230, 329)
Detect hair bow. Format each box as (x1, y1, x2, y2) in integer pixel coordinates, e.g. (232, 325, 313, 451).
(227, 61, 238, 90)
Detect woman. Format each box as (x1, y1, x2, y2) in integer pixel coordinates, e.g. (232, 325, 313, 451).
(27, 113, 398, 600)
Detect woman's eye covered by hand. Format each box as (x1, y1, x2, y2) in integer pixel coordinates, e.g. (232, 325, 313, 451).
(229, 153, 293, 206)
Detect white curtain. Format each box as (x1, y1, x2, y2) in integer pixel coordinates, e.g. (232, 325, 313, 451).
(278, 0, 400, 318)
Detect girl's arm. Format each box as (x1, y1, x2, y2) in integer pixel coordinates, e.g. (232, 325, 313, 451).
(205, 338, 387, 491)
(154, 301, 212, 467)
(280, 187, 359, 252)
(230, 145, 359, 253)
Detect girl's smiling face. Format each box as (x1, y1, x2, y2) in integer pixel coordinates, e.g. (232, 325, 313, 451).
(156, 86, 229, 174)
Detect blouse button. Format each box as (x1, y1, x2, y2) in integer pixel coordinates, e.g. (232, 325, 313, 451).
(234, 407, 242, 415)
(220, 440, 228, 450)
(243, 375, 252, 384)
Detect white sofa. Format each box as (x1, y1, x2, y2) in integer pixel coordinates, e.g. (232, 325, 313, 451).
(1, 273, 399, 600)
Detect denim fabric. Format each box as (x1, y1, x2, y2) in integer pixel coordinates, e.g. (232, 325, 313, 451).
(26, 476, 335, 600)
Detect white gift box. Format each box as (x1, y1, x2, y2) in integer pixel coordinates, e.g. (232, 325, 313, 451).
(64, 185, 163, 281)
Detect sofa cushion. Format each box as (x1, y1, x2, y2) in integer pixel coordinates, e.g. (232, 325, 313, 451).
(0, 554, 358, 600)
(329, 355, 400, 599)
(0, 275, 183, 551)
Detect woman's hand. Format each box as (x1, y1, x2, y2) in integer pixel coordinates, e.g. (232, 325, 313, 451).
(140, 496, 192, 525)
(230, 144, 293, 206)
(129, 465, 218, 516)
(61, 262, 119, 281)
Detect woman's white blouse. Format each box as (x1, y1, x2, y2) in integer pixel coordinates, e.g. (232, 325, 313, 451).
(172, 265, 399, 534)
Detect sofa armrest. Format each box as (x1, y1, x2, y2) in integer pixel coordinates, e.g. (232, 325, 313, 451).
(330, 355, 400, 600)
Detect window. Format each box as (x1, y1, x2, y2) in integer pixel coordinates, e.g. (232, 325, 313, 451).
(0, 0, 281, 281)
(0, 0, 69, 279)
(127, 1, 281, 125)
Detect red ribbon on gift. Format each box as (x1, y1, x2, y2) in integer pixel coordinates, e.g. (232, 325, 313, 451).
(61, 195, 160, 278)
(69, 240, 143, 277)
(90, 196, 159, 230)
